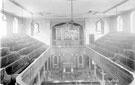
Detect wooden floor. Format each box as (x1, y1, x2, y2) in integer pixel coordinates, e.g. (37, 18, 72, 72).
(47, 68, 95, 81)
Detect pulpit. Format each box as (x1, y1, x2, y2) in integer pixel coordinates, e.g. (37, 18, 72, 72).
(62, 63, 75, 79)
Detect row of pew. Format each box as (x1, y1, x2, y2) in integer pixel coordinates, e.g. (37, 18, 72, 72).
(90, 32, 135, 72)
(0, 34, 48, 85)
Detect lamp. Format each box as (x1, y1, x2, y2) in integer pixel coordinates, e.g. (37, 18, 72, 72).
(2, 0, 5, 21)
(21, 8, 24, 24)
(70, 0, 74, 25)
(116, 7, 118, 17)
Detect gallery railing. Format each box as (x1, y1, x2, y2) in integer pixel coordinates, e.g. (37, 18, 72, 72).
(15, 46, 135, 85)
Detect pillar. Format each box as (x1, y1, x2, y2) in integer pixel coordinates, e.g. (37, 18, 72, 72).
(94, 63, 97, 79)
(89, 58, 92, 70)
(89, 34, 95, 44)
(37, 72, 41, 85)
(101, 69, 105, 85)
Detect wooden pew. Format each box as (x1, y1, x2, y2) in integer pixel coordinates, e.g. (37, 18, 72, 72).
(0, 47, 10, 57)
(95, 42, 122, 53)
(9, 40, 37, 51)
(94, 43, 135, 70)
(18, 42, 42, 55)
(92, 45, 115, 58)
(1, 36, 32, 47)
(28, 45, 47, 61)
(1, 40, 16, 47)
(4, 45, 47, 74)
(5, 56, 30, 74)
(124, 49, 135, 60)
(113, 53, 135, 71)
(98, 32, 135, 46)
(103, 40, 132, 49)
(0, 34, 48, 85)
(1, 52, 20, 68)
(1, 34, 28, 42)
(1, 42, 42, 67)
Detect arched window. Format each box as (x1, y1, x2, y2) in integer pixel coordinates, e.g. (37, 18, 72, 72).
(96, 21, 102, 32)
(0, 13, 7, 37)
(130, 11, 135, 33)
(13, 18, 18, 33)
(96, 19, 104, 34)
(117, 16, 123, 32)
(53, 56, 58, 65)
(33, 23, 39, 35)
(0, 0, 2, 10)
(78, 55, 83, 67)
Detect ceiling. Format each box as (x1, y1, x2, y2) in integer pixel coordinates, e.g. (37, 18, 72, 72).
(3, 0, 135, 18)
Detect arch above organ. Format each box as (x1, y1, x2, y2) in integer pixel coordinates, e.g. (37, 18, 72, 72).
(51, 21, 84, 46)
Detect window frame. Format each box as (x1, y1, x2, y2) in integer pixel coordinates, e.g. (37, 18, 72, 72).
(53, 55, 59, 68)
(0, 13, 7, 37)
(78, 55, 83, 67)
(96, 19, 104, 34)
(33, 23, 40, 35)
(13, 17, 18, 33)
(117, 16, 123, 32)
(130, 11, 135, 33)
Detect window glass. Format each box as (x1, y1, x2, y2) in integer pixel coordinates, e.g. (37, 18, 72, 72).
(0, 13, 7, 37)
(78, 55, 83, 65)
(54, 56, 58, 65)
(33, 23, 39, 34)
(13, 18, 18, 33)
(0, 0, 2, 10)
(131, 11, 135, 33)
(96, 21, 102, 32)
(117, 16, 123, 32)
(96, 19, 104, 34)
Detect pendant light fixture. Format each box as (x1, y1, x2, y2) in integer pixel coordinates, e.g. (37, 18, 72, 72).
(2, 0, 5, 21)
(21, 8, 24, 24)
(70, 0, 74, 26)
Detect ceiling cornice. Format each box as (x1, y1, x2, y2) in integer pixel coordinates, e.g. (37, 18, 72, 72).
(0, 10, 22, 19)
(103, 0, 129, 13)
(9, 0, 33, 15)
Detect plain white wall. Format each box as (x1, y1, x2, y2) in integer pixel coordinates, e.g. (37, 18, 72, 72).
(23, 9, 135, 45)
(23, 17, 110, 45)
(24, 18, 51, 45)
(2, 12, 25, 36)
(107, 10, 134, 33)
(85, 17, 109, 44)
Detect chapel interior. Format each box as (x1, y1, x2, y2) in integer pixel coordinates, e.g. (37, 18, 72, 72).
(0, 0, 135, 85)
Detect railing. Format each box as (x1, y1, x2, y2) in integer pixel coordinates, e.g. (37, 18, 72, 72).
(16, 47, 51, 85)
(15, 46, 86, 85)
(86, 46, 135, 85)
(16, 46, 135, 85)
(52, 40, 84, 46)
(42, 81, 100, 85)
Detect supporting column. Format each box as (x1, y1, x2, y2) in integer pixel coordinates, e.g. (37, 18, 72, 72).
(89, 58, 92, 70)
(101, 69, 105, 85)
(114, 79, 119, 85)
(114, 83, 118, 85)
(37, 72, 41, 85)
(89, 34, 95, 44)
(93, 63, 97, 79)
(43, 64, 46, 81)
(47, 59, 49, 71)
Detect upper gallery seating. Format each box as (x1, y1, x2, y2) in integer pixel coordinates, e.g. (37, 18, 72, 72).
(0, 34, 48, 85)
(89, 32, 135, 71)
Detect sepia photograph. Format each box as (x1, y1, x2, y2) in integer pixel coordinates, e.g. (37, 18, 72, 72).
(0, 0, 135, 85)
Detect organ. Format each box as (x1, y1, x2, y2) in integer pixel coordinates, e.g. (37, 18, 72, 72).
(0, 0, 135, 85)
(52, 22, 84, 46)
